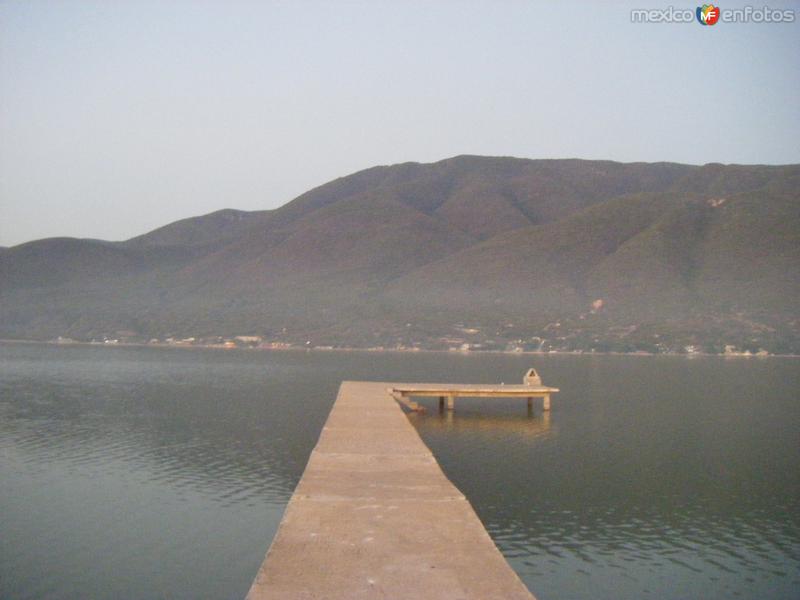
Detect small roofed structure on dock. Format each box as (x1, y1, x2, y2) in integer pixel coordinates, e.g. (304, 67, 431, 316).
(523, 368, 542, 386)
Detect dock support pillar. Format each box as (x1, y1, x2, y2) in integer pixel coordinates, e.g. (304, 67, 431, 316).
(527, 397, 533, 409)
(543, 394, 551, 411)
(446, 395, 455, 411)
(439, 396, 445, 412)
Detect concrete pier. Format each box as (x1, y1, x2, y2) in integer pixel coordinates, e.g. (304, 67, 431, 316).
(246, 381, 536, 600)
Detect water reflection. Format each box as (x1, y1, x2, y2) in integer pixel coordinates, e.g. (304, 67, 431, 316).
(411, 359, 800, 600)
(0, 343, 336, 600)
(0, 368, 306, 506)
(2, 344, 799, 600)
(411, 408, 552, 441)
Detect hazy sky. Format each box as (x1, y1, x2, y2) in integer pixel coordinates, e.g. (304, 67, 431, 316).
(1, 1, 799, 246)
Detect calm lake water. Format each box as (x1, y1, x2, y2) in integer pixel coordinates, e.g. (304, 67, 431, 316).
(1, 343, 798, 600)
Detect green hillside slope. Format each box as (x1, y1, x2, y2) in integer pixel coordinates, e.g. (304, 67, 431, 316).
(1, 156, 797, 353)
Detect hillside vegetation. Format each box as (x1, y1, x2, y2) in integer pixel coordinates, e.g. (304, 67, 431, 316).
(1, 156, 798, 354)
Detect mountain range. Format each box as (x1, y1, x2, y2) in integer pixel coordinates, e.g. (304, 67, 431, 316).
(1, 156, 798, 354)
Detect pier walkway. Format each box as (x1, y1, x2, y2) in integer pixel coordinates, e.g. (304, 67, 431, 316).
(246, 381, 538, 600)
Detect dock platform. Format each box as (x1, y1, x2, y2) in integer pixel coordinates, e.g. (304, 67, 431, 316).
(391, 383, 559, 412)
(246, 381, 537, 600)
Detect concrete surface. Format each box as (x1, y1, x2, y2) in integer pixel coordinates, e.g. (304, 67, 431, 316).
(391, 382, 559, 413)
(245, 381, 536, 600)
(390, 383, 559, 397)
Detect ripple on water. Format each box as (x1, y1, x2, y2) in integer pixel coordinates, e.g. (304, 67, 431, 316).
(410, 368, 800, 600)
(2, 345, 799, 600)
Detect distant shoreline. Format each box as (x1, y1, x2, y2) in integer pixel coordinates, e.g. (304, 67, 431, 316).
(1, 338, 797, 359)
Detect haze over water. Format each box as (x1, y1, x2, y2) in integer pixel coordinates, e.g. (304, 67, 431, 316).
(1, 343, 798, 599)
